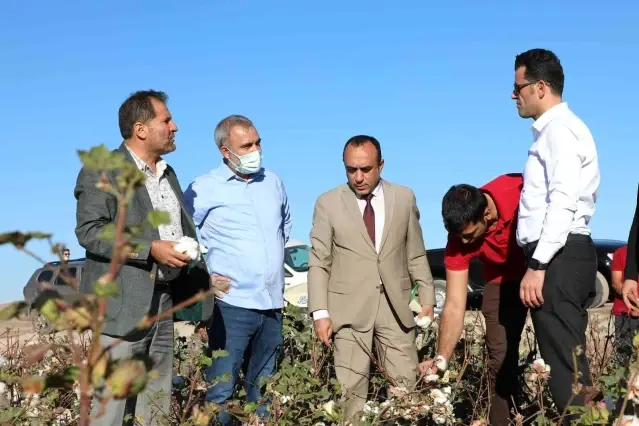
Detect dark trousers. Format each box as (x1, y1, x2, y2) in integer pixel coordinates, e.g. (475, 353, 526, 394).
(615, 315, 639, 366)
(482, 281, 528, 426)
(205, 300, 283, 425)
(527, 234, 597, 426)
(613, 315, 639, 417)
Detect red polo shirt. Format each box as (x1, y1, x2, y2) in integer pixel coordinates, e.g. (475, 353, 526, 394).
(611, 245, 636, 316)
(444, 173, 526, 283)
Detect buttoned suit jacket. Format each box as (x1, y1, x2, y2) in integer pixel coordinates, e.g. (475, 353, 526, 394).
(74, 143, 214, 337)
(307, 180, 435, 333)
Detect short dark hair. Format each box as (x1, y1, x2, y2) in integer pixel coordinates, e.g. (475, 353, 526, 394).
(118, 90, 168, 139)
(342, 135, 382, 164)
(515, 48, 564, 96)
(441, 184, 487, 234)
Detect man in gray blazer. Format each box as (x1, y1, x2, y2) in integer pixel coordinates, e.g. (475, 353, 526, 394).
(74, 90, 215, 426)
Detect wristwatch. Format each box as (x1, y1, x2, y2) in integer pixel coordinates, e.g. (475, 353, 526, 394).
(527, 258, 549, 271)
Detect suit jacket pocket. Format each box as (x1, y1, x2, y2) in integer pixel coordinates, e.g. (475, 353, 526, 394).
(328, 281, 351, 295)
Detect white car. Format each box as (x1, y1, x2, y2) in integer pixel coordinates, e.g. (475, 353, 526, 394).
(283, 239, 311, 309)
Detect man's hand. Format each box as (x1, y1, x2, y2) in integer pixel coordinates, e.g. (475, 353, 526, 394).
(418, 355, 447, 376)
(418, 359, 438, 376)
(520, 268, 545, 308)
(314, 318, 333, 347)
(210, 275, 231, 299)
(151, 240, 191, 267)
(622, 279, 639, 313)
(418, 304, 434, 321)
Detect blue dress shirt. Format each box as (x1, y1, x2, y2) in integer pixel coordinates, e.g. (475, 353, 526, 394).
(184, 162, 291, 310)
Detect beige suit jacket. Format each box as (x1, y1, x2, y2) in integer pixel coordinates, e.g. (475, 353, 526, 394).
(307, 180, 435, 333)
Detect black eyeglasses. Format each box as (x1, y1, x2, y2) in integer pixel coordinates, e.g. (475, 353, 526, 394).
(513, 81, 538, 95)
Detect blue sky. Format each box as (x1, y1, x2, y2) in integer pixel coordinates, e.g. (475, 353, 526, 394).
(1, 1, 637, 303)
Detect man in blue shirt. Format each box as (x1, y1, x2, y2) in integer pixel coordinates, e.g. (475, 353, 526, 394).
(184, 115, 291, 424)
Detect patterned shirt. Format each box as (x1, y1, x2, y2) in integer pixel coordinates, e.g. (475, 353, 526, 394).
(126, 145, 183, 281)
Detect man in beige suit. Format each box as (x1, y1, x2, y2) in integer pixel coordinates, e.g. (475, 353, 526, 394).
(308, 135, 435, 422)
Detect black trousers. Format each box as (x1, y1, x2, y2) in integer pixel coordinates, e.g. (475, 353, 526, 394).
(525, 234, 597, 425)
(481, 282, 528, 426)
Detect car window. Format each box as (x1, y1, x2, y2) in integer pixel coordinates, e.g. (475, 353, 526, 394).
(55, 267, 77, 286)
(284, 245, 310, 273)
(37, 270, 54, 283)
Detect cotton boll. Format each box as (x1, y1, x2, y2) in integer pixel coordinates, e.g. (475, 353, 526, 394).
(415, 315, 432, 329)
(173, 236, 201, 260)
(424, 374, 439, 383)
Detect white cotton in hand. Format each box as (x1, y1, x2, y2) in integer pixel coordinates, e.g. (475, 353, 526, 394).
(415, 315, 432, 329)
(173, 236, 202, 260)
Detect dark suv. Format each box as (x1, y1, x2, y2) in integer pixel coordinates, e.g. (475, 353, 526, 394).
(23, 258, 84, 333)
(425, 238, 625, 313)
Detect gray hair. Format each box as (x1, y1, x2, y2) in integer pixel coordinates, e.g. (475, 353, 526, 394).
(214, 115, 255, 148)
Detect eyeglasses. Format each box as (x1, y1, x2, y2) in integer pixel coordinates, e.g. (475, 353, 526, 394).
(513, 81, 538, 95)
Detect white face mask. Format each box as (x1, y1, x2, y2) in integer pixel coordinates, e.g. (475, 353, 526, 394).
(226, 147, 262, 174)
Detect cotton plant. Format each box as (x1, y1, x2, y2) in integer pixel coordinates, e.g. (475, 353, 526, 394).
(525, 358, 551, 398)
(350, 383, 456, 425)
(624, 362, 639, 406)
(413, 311, 437, 351)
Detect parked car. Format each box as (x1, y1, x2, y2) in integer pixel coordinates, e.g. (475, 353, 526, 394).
(283, 239, 311, 310)
(23, 258, 84, 333)
(23, 240, 314, 334)
(424, 238, 626, 314)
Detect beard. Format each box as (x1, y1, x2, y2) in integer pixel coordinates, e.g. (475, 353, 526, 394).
(163, 138, 176, 154)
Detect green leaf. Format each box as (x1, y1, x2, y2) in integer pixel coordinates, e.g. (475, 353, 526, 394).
(198, 355, 212, 366)
(0, 231, 52, 248)
(0, 407, 23, 422)
(98, 224, 117, 241)
(243, 402, 258, 413)
(78, 145, 126, 170)
(211, 349, 229, 360)
(116, 162, 146, 190)
(147, 211, 171, 228)
(0, 301, 27, 320)
(94, 276, 120, 298)
(63, 365, 81, 382)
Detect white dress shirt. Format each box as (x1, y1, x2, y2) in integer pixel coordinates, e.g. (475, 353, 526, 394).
(516, 102, 600, 264)
(312, 181, 385, 321)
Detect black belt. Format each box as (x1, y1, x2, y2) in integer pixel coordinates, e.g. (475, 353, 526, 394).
(154, 281, 173, 292)
(522, 233, 592, 260)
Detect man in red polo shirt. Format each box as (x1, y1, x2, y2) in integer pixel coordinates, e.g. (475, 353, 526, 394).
(610, 245, 639, 365)
(419, 173, 527, 426)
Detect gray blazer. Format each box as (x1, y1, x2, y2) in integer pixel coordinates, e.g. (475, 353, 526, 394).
(74, 143, 214, 337)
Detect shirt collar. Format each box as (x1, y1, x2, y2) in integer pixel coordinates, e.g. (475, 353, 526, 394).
(532, 101, 569, 134)
(125, 144, 168, 176)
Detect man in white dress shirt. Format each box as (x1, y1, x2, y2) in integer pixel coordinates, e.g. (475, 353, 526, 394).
(512, 48, 601, 423)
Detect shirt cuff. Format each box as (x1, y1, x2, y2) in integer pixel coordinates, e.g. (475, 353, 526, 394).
(444, 262, 469, 271)
(312, 309, 329, 320)
(532, 240, 562, 264)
